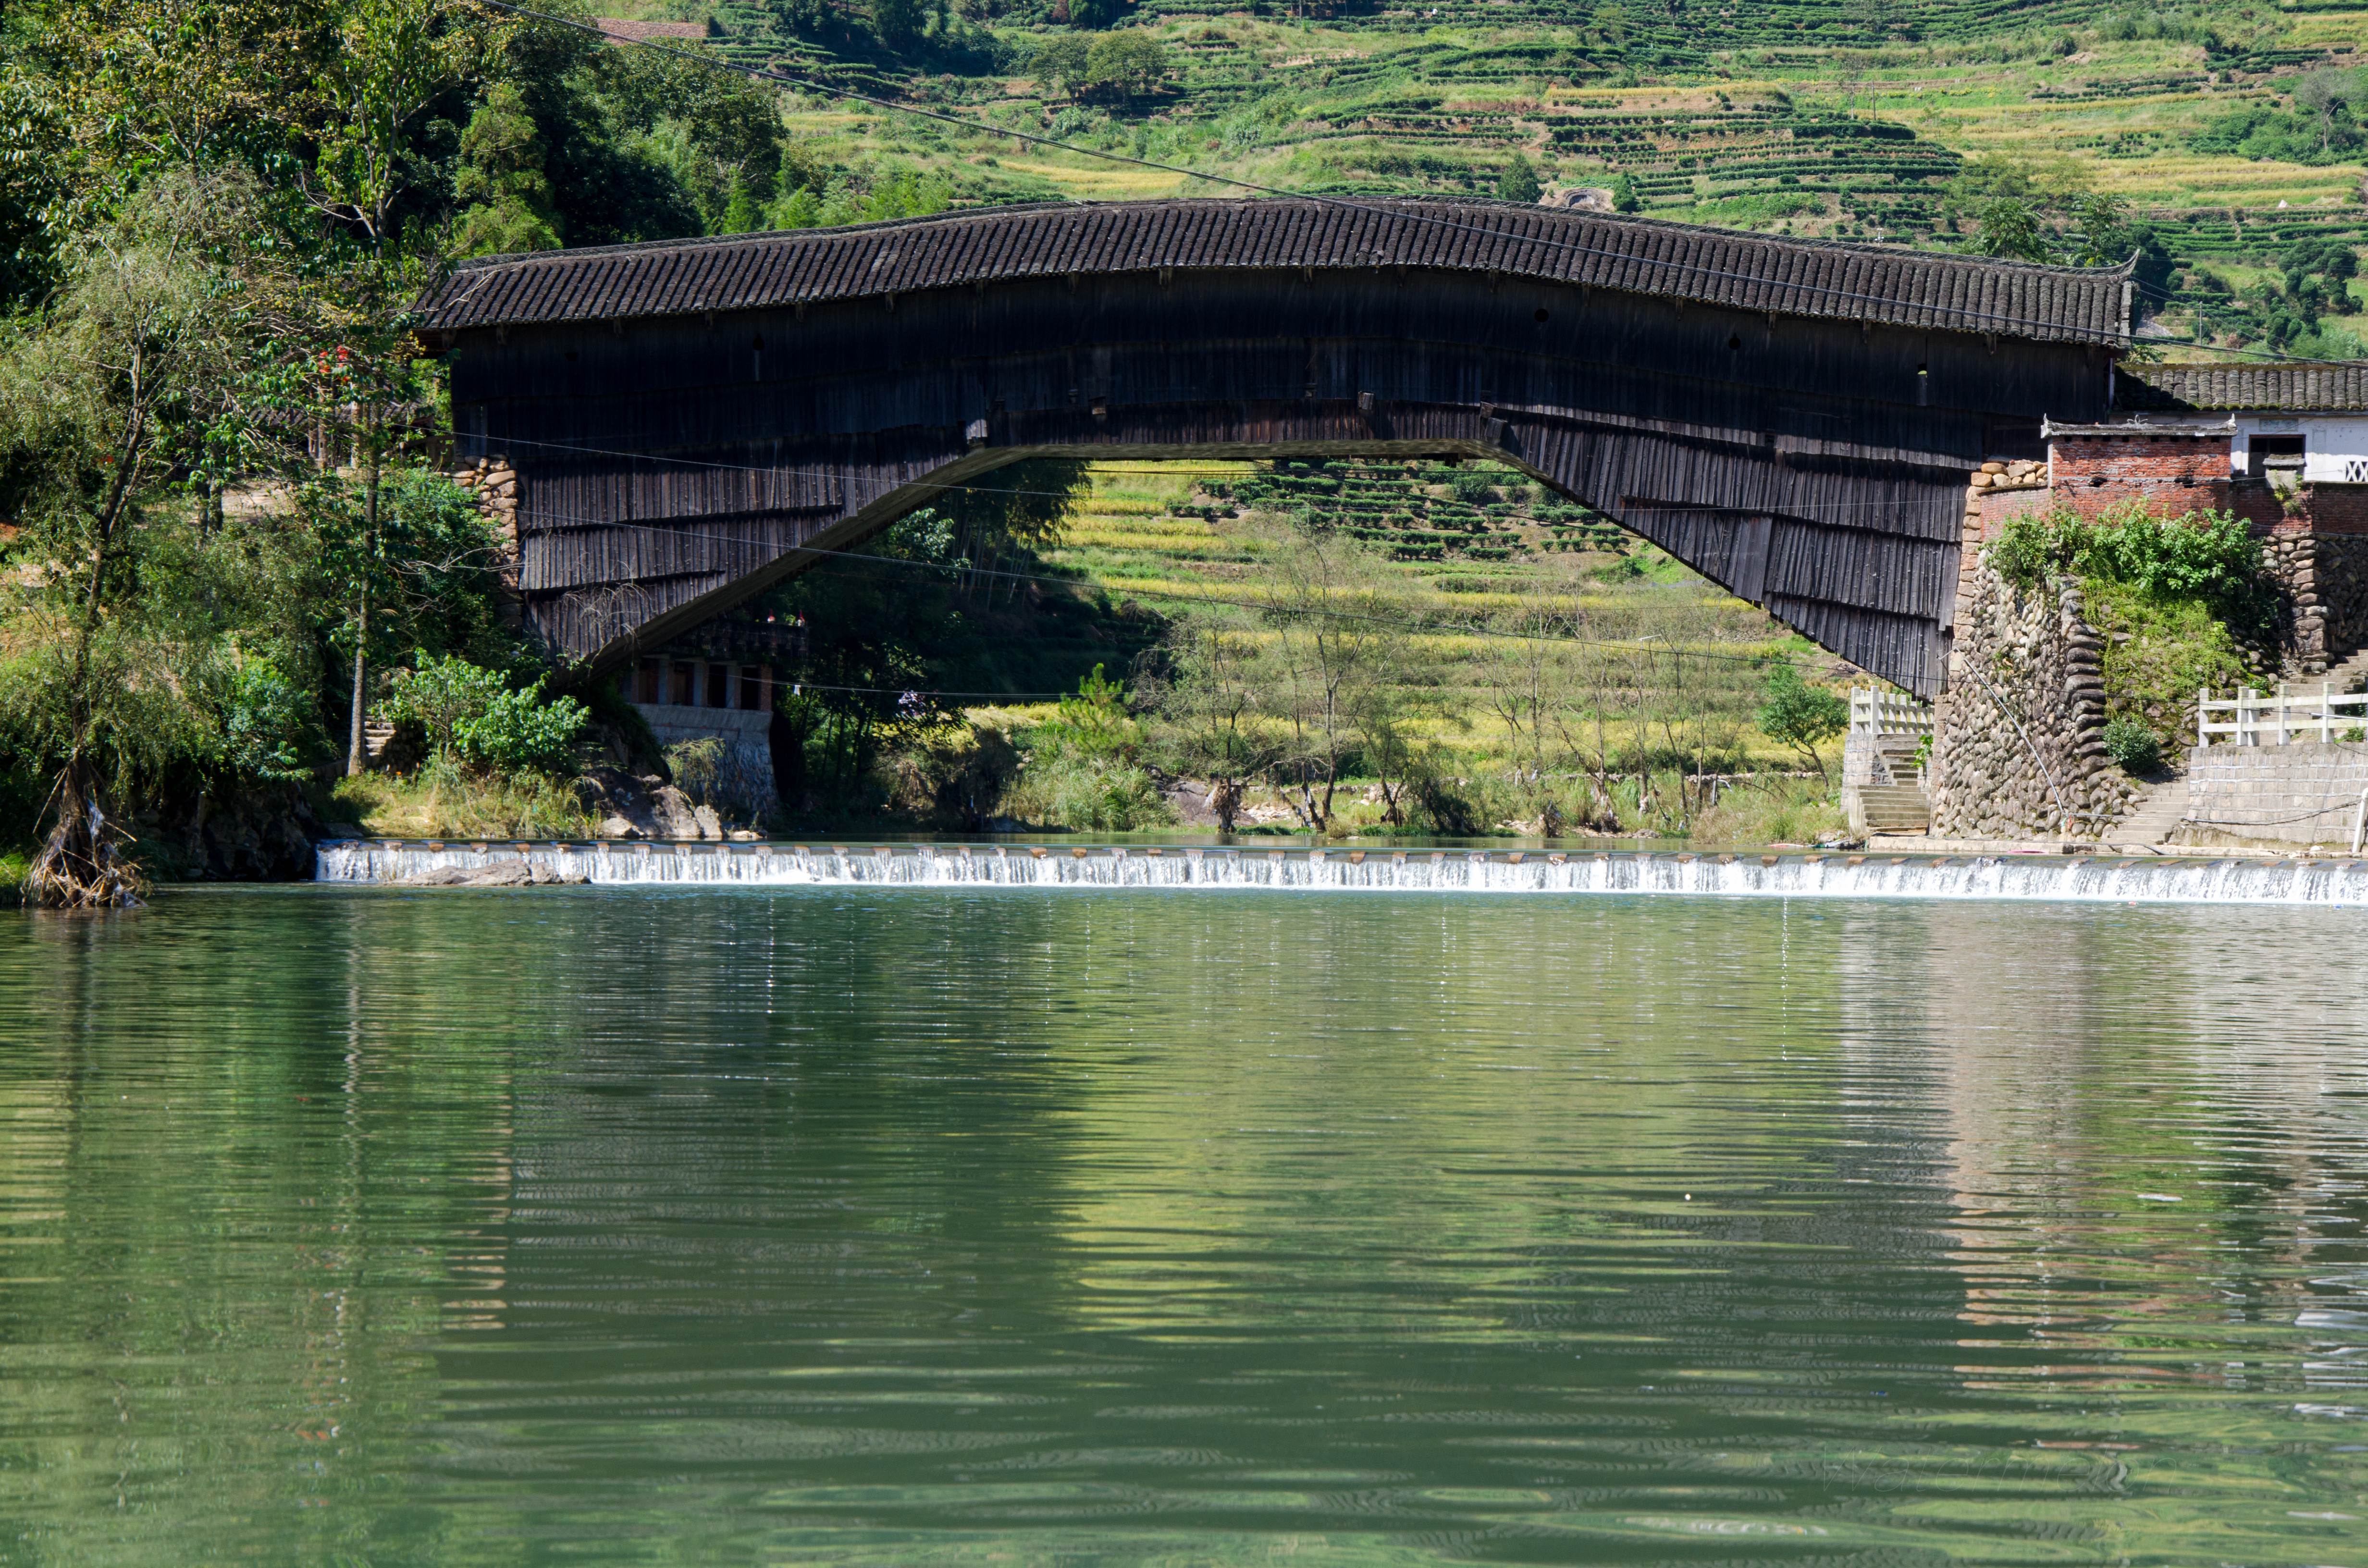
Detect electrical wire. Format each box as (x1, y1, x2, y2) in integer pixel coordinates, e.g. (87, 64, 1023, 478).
(510, 499, 1791, 665)
(466, 0, 2209, 354)
(466, 429, 2014, 514)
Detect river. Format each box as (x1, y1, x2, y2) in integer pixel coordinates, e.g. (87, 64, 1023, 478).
(2, 884, 2364, 1564)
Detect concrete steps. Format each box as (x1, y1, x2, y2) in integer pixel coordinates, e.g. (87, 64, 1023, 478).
(1858, 784, 1932, 833)
(2102, 773, 2188, 851)
(2323, 646, 2368, 696)
(1859, 733, 1930, 834)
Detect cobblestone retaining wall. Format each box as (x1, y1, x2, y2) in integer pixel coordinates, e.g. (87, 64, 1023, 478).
(2180, 742, 2368, 848)
(1929, 565, 2136, 840)
(2262, 526, 2368, 675)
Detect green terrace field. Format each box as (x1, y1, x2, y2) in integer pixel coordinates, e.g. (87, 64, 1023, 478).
(1012, 459, 1820, 778)
(582, 0, 2368, 352)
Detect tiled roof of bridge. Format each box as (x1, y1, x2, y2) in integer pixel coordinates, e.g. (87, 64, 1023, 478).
(2119, 362, 2368, 413)
(422, 198, 2132, 346)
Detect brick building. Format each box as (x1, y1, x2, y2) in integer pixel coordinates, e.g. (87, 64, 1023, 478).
(2038, 415, 2239, 519)
(1950, 366, 2368, 677)
(2121, 363, 2368, 487)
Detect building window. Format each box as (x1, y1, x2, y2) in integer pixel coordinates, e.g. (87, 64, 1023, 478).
(2252, 434, 2306, 466)
(635, 657, 661, 704)
(671, 661, 696, 706)
(705, 662, 729, 708)
(740, 668, 766, 710)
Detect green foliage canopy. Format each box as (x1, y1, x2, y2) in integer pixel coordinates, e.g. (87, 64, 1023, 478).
(377, 654, 588, 775)
(1987, 503, 2270, 634)
(1755, 665, 1847, 779)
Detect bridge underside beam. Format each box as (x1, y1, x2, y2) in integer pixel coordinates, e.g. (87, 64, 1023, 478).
(517, 406, 1968, 698)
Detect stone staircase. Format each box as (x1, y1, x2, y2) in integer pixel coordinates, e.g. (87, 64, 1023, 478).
(363, 720, 396, 764)
(2101, 772, 2189, 852)
(1859, 733, 1931, 834)
(2322, 645, 2368, 697)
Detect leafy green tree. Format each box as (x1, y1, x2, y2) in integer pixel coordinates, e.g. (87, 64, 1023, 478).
(1067, 0, 1130, 28)
(874, 0, 925, 50)
(1499, 152, 1541, 204)
(1610, 172, 1640, 213)
(1969, 194, 2052, 262)
(721, 171, 760, 233)
(0, 171, 277, 903)
(302, 0, 467, 253)
(1032, 35, 1091, 99)
(305, 467, 506, 709)
(452, 81, 561, 256)
(0, 61, 70, 310)
(2293, 67, 2362, 157)
(297, 0, 469, 774)
(770, 0, 848, 41)
(1756, 665, 1847, 783)
(1084, 31, 1167, 99)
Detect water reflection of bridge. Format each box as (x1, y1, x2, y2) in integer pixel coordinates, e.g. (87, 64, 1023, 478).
(420, 198, 2133, 697)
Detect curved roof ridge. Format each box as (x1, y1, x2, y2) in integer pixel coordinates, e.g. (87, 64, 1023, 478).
(424, 196, 2132, 346)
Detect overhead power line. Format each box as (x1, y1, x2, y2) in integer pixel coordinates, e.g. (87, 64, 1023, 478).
(510, 497, 1791, 667)
(467, 429, 2010, 514)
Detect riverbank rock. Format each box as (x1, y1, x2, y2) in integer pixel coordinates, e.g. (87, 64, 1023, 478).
(577, 765, 723, 840)
(399, 860, 588, 887)
(580, 767, 662, 838)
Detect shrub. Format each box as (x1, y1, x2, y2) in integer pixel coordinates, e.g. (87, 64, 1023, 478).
(2102, 713, 2163, 773)
(1033, 663, 1139, 763)
(1448, 469, 1497, 505)
(999, 665, 1171, 831)
(220, 658, 319, 784)
(1498, 153, 1541, 204)
(883, 723, 1019, 826)
(666, 736, 727, 803)
(2085, 579, 2252, 745)
(1001, 751, 1169, 831)
(1988, 504, 2270, 635)
(377, 654, 588, 777)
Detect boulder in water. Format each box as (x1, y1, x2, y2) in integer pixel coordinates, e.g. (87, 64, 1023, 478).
(397, 859, 587, 888)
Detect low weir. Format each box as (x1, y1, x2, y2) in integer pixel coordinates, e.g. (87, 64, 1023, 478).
(315, 840, 2368, 906)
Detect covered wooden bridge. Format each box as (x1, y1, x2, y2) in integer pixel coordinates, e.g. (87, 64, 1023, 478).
(418, 198, 2133, 697)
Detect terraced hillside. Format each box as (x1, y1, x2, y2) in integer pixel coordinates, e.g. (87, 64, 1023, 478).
(1029, 460, 1811, 765)
(585, 0, 2368, 354)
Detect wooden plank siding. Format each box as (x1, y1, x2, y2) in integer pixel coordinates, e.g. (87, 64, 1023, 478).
(423, 198, 2130, 698)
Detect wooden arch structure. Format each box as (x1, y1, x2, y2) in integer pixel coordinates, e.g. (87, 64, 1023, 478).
(419, 198, 2131, 697)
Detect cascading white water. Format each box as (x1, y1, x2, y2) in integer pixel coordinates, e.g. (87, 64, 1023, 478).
(314, 839, 2368, 905)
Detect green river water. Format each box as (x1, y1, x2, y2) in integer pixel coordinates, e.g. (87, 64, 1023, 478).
(2, 885, 2366, 1565)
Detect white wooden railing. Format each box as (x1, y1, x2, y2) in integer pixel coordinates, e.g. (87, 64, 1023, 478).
(1850, 687, 1933, 736)
(2197, 684, 2368, 747)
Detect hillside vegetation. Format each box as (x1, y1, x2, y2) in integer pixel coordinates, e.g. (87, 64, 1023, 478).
(601, 0, 2368, 351)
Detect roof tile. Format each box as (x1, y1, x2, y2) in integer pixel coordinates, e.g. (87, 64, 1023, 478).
(424, 197, 2132, 346)
(2121, 363, 2368, 413)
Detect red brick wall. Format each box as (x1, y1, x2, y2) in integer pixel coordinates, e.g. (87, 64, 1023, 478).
(1969, 485, 2049, 542)
(2269, 484, 2368, 535)
(2048, 433, 2233, 520)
